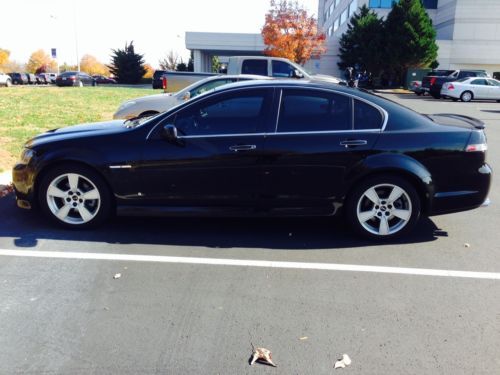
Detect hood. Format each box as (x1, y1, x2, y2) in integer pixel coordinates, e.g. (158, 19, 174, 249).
(26, 120, 128, 148)
(310, 74, 345, 84)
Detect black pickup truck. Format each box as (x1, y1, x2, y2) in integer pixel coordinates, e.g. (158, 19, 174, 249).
(422, 69, 488, 98)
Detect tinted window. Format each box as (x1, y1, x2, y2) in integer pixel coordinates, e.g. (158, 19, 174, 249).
(272, 61, 295, 78)
(277, 89, 351, 132)
(458, 71, 477, 79)
(487, 79, 500, 86)
(174, 89, 268, 136)
(354, 100, 383, 130)
(471, 79, 488, 85)
(241, 60, 268, 76)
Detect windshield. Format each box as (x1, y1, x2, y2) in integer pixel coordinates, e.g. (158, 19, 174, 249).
(288, 61, 312, 76)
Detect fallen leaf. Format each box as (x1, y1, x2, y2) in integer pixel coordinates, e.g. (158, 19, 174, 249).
(124, 266, 128, 270)
(299, 336, 308, 340)
(249, 345, 277, 367)
(113, 273, 121, 279)
(334, 354, 351, 369)
(464, 243, 471, 248)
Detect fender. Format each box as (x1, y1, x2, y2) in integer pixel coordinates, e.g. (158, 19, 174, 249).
(344, 153, 435, 213)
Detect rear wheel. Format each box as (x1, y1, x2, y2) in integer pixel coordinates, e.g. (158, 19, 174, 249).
(39, 164, 111, 228)
(346, 175, 421, 240)
(461, 91, 473, 102)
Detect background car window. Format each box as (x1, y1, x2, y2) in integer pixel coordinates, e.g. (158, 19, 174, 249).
(189, 79, 235, 98)
(272, 61, 295, 78)
(277, 89, 351, 132)
(354, 99, 383, 130)
(471, 79, 488, 85)
(458, 71, 476, 79)
(487, 79, 500, 86)
(174, 89, 268, 136)
(241, 60, 268, 76)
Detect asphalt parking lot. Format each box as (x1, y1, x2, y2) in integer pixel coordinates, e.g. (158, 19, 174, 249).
(1, 93, 499, 374)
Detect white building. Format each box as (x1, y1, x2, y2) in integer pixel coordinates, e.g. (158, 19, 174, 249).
(318, 0, 500, 76)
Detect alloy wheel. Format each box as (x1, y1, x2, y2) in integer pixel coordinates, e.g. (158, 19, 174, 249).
(356, 183, 412, 236)
(46, 173, 101, 225)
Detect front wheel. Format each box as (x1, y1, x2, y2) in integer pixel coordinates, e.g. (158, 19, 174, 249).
(346, 175, 421, 240)
(39, 164, 111, 228)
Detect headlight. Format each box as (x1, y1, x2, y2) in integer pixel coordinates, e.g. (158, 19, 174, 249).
(20, 148, 35, 164)
(118, 101, 136, 111)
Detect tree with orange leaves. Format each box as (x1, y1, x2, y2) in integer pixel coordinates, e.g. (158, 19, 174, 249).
(261, 0, 326, 65)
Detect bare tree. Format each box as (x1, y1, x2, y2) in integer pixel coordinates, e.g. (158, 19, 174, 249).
(159, 50, 179, 71)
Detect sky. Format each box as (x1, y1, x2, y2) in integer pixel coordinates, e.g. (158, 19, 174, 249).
(0, 0, 319, 69)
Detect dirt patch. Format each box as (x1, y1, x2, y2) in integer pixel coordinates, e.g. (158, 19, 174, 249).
(0, 147, 16, 173)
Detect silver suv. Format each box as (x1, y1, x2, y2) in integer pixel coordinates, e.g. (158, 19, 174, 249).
(0, 71, 12, 87)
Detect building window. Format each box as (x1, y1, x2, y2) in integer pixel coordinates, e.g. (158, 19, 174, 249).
(369, 0, 397, 8)
(422, 0, 437, 9)
(329, 3, 334, 15)
(335, 0, 340, 7)
(340, 8, 348, 24)
(333, 18, 340, 32)
(348, 0, 358, 16)
(328, 25, 333, 36)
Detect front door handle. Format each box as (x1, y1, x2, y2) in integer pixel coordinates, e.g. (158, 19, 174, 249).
(340, 139, 368, 148)
(229, 144, 257, 152)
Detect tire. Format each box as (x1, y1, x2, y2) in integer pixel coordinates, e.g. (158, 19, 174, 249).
(346, 175, 421, 240)
(38, 164, 112, 229)
(460, 91, 473, 102)
(431, 93, 441, 99)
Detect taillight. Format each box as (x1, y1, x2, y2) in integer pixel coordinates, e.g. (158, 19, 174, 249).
(70, 76, 76, 80)
(466, 144, 487, 152)
(447, 83, 454, 90)
(430, 77, 436, 85)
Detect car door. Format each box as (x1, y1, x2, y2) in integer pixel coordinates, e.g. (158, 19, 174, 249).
(487, 79, 500, 99)
(261, 88, 383, 215)
(470, 79, 489, 99)
(138, 88, 273, 208)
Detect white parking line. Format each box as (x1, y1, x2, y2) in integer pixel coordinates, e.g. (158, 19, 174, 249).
(1, 248, 500, 280)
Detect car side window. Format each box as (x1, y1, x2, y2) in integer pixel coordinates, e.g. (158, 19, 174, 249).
(354, 99, 383, 130)
(458, 71, 474, 79)
(471, 79, 487, 85)
(189, 79, 235, 98)
(487, 79, 500, 86)
(272, 61, 295, 78)
(241, 60, 268, 76)
(174, 89, 269, 136)
(277, 89, 351, 133)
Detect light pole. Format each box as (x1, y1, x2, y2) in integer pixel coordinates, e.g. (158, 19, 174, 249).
(49, 15, 59, 74)
(72, 0, 80, 71)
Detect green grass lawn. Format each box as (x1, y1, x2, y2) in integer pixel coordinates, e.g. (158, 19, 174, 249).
(0, 86, 155, 172)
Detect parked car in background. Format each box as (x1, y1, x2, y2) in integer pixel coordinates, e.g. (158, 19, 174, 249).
(153, 56, 344, 91)
(25, 73, 37, 85)
(441, 77, 500, 102)
(422, 70, 488, 98)
(0, 71, 12, 87)
(56, 71, 96, 87)
(115, 74, 271, 120)
(92, 75, 116, 84)
(410, 80, 425, 95)
(13, 80, 491, 240)
(8, 72, 28, 85)
(35, 74, 48, 84)
(38, 73, 57, 84)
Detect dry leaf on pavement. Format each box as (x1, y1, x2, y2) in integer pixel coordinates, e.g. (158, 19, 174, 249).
(113, 273, 121, 279)
(249, 345, 277, 367)
(334, 354, 352, 369)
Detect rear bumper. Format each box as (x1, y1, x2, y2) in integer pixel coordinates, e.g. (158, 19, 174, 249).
(429, 163, 492, 215)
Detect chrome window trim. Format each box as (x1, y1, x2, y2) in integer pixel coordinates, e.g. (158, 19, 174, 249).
(146, 84, 389, 140)
(274, 89, 283, 133)
(274, 86, 388, 133)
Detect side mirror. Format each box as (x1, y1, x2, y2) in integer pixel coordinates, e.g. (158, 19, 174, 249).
(182, 91, 191, 101)
(162, 124, 179, 142)
(292, 69, 304, 79)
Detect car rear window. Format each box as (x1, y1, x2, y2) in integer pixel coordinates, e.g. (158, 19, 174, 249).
(242, 60, 268, 76)
(354, 99, 383, 130)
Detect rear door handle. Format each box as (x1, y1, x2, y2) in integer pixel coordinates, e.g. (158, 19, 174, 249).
(340, 139, 367, 148)
(229, 144, 257, 152)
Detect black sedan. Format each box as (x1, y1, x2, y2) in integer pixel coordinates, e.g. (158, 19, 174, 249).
(12, 80, 491, 239)
(56, 71, 96, 87)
